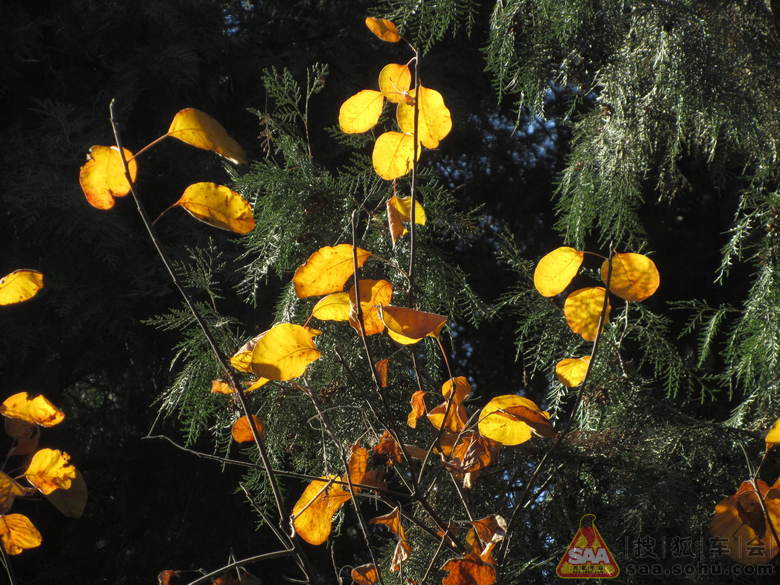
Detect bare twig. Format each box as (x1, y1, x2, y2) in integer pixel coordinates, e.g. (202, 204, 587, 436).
(185, 550, 296, 585)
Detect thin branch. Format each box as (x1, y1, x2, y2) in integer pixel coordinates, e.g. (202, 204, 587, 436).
(185, 550, 296, 585)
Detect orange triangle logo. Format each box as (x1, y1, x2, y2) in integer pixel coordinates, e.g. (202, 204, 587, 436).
(555, 514, 619, 579)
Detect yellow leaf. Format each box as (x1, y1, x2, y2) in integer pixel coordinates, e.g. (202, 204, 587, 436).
(380, 305, 447, 345)
(348, 279, 394, 336)
(477, 395, 552, 446)
(0, 514, 42, 555)
(339, 90, 384, 134)
(600, 252, 660, 302)
(346, 444, 369, 487)
(427, 402, 469, 433)
(293, 475, 351, 545)
(386, 195, 426, 245)
(533, 247, 584, 297)
(554, 356, 591, 387)
(24, 448, 77, 495)
(351, 564, 379, 585)
(563, 287, 611, 341)
(407, 391, 427, 428)
(167, 108, 247, 164)
(311, 292, 352, 322)
(176, 183, 255, 234)
(78, 145, 137, 210)
(442, 376, 471, 403)
(44, 468, 88, 519)
(210, 380, 235, 395)
(396, 86, 452, 149)
(365, 17, 401, 42)
(1, 392, 64, 427)
(372, 131, 419, 180)
(378, 64, 411, 104)
(293, 244, 372, 299)
(766, 418, 780, 451)
(231, 332, 269, 375)
(245, 377, 269, 393)
(0, 270, 44, 306)
(231, 415, 265, 443)
(249, 323, 321, 381)
(0, 473, 25, 514)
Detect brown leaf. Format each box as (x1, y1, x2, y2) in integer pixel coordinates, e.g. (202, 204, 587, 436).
(441, 554, 496, 585)
(407, 391, 427, 429)
(231, 415, 266, 443)
(375, 358, 389, 388)
(373, 429, 402, 465)
(351, 564, 379, 585)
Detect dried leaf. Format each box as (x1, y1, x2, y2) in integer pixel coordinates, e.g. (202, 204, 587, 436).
(477, 395, 553, 446)
(79, 145, 137, 210)
(6, 421, 39, 457)
(380, 305, 447, 345)
(386, 196, 426, 245)
(25, 448, 77, 495)
(339, 90, 384, 134)
(167, 108, 247, 164)
(554, 356, 591, 388)
(249, 323, 321, 381)
(0, 473, 25, 514)
(210, 380, 235, 395)
(176, 183, 255, 234)
(373, 429, 402, 465)
(0, 514, 42, 555)
(427, 402, 469, 433)
(351, 564, 379, 585)
(0, 270, 44, 306)
(533, 247, 584, 297)
(293, 245, 372, 299)
(365, 17, 401, 42)
(375, 358, 389, 388)
(466, 515, 507, 562)
(441, 554, 496, 585)
(44, 468, 88, 518)
(231, 415, 265, 443)
(1, 392, 64, 427)
(407, 391, 427, 428)
(442, 377, 471, 403)
(378, 64, 411, 104)
(396, 86, 452, 149)
(372, 131, 418, 180)
(601, 253, 660, 302)
(563, 287, 611, 342)
(370, 507, 411, 572)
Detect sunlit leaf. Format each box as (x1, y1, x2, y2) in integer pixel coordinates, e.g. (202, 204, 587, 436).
(386, 195, 426, 245)
(373, 429, 402, 465)
(710, 480, 780, 564)
(533, 247, 584, 297)
(351, 564, 379, 585)
(249, 323, 321, 381)
(766, 418, 780, 451)
(477, 395, 553, 446)
(447, 431, 500, 488)
(231, 415, 265, 443)
(466, 515, 507, 562)
(372, 131, 419, 180)
(380, 305, 447, 345)
(24, 448, 77, 495)
(554, 356, 591, 388)
(563, 287, 611, 342)
(442, 377, 471, 403)
(407, 390, 427, 428)
(441, 554, 496, 585)
(339, 90, 384, 134)
(375, 358, 389, 388)
(365, 17, 401, 42)
(167, 108, 247, 164)
(601, 253, 660, 302)
(176, 183, 255, 234)
(346, 444, 369, 487)
(293, 244, 372, 299)
(78, 145, 137, 210)
(0, 270, 44, 306)
(292, 475, 351, 545)
(0, 514, 42, 555)
(1, 392, 64, 427)
(427, 402, 469, 433)
(44, 468, 87, 519)
(348, 279, 393, 336)
(0, 473, 25, 514)
(396, 87, 452, 149)
(210, 380, 235, 395)
(370, 507, 411, 572)
(378, 64, 411, 104)
(311, 292, 352, 321)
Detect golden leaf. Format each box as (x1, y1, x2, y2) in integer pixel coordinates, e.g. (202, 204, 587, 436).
(231, 415, 265, 443)
(24, 448, 77, 495)
(339, 90, 384, 134)
(766, 418, 780, 451)
(0, 473, 25, 514)
(1, 392, 64, 427)
(0, 270, 44, 306)
(348, 279, 394, 336)
(311, 292, 352, 321)
(554, 356, 591, 387)
(249, 323, 321, 381)
(396, 86, 452, 149)
(293, 244, 372, 299)
(378, 64, 411, 104)
(379, 305, 447, 345)
(365, 17, 401, 42)
(372, 131, 419, 180)
(441, 554, 496, 585)
(533, 247, 584, 297)
(167, 108, 247, 164)
(176, 183, 255, 234)
(292, 475, 351, 545)
(563, 287, 611, 341)
(373, 429, 402, 465)
(407, 390, 427, 428)
(427, 402, 469, 433)
(442, 377, 471, 403)
(78, 145, 137, 210)
(210, 380, 235, 395)
(375, 358, 389, 388)
(386, 195, 426, 245)
(601, 253, 660, 302)
(351, 564, 379, 585)
(370, 507, 411, 572)
(477, 395, 553, 446)
(0, 514, 42, 555)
